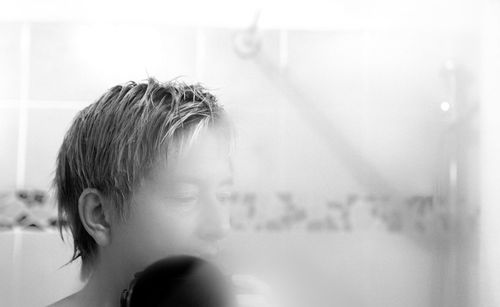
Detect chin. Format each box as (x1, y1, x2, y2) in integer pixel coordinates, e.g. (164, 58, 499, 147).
(191, 248, 220, 260)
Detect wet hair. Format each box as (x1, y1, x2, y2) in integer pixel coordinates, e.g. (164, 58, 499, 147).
(53, 78, 232, 280)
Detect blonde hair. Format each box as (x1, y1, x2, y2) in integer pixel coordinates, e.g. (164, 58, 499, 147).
(53, 78, 231, 279)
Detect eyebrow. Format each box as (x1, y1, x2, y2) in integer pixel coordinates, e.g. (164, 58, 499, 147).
(174, 175, 234, 186)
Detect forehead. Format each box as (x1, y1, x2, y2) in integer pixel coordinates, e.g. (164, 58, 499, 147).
(148, 128, 233, 185)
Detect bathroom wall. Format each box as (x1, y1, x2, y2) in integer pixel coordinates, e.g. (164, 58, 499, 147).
(0, 16, 481, 307)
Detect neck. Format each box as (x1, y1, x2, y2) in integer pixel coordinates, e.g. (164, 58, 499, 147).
(78, 258, 133, 307)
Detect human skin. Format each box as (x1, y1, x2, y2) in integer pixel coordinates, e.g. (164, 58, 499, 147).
(49, 128, 233, 307)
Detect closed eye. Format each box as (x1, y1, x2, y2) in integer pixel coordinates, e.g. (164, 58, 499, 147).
(173, 195, 199, 202)
(216, 190, 233, 203)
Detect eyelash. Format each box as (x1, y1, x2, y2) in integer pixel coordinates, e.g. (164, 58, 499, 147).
(174, 195, 199, 202)
(217, 191, 233, 203)
(171, 190, 233, 204)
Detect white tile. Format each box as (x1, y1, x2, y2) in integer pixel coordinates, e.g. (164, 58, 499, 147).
(0, 232, 14, 307)
(0, 108, 19, 190)
(16, 231, 83, 307)
(29, 23, 197, 101)
(24, 108, 79, 190)
(201, 29, 283, 111)
(0, 23, 22, 100)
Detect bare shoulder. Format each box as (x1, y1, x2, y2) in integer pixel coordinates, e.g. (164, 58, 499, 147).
(46, 292, 81, 307)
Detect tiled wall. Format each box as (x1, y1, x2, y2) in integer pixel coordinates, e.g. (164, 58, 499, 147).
(0, 21, 481, 307)
(0, 22, 480, 197)
(0, 230, 83, 307)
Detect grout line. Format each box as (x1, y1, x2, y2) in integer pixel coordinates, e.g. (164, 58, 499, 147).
(0, 99, 20, 104)
(0, 100, 90, 109)
(277, 29, 288, 190)
(14, 108, 27, 186)
(195, 27, 206, 81)
(0, 101, 19, 108)
(15, 23, 31, 190)
(12, 22, 31, 307)
(278, 28, 289, 110)
(11, 224, 23, 306)
(278, 29, 288, 71)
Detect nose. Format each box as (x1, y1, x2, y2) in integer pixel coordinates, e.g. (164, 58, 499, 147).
(197, 198, 231, 242)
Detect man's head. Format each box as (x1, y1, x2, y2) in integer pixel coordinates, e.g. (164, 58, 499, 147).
(53, 78, 234, 280)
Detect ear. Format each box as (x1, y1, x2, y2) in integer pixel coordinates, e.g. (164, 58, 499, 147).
(78, 188, 112, 247)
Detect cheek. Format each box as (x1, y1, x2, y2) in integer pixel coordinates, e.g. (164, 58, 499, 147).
(146, 213, 197, 250)
(115, 207, 202, 267)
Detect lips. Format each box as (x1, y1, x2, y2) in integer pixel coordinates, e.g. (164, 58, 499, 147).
(191, 245, 220, 259)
